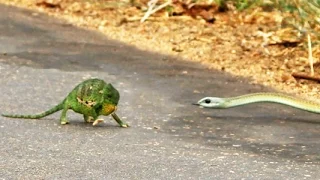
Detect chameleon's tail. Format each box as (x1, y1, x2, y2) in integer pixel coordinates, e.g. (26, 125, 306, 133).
(2, 101, 65, 119)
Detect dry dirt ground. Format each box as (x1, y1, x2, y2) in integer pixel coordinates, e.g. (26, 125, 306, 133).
(1, 0, 320, 100)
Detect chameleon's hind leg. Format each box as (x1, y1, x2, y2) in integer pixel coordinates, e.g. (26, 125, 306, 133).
(60, 107, 69, 125)
(111, 113, 129, 128)
(83, 115, 94, 123)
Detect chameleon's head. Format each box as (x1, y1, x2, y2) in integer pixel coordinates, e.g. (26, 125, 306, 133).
(103, 83, 120, 105)
(193, 97, 226, 108)
(100, 83, 120, 116)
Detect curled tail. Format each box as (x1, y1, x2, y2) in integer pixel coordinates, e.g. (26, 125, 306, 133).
(2, 101, 64, 119)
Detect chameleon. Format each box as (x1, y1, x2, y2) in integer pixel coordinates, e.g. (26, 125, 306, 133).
(2, 78, 129, 127)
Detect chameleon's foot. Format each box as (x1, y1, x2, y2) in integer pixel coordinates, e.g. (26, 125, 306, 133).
(60, 121, 69, 125)
(84, 115, 95, 123)
(60, 117, 69, 125)
(120, 123, 129, 128)
(87, 117, 94, 123)
(111, 113, 129, 128)
(92, 119, 104, 126)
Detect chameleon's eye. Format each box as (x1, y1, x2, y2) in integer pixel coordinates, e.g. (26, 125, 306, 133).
(205, 99, 211, 104)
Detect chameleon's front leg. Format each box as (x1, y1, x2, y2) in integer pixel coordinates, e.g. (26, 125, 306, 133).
(83, 115, 94, 123)
(60, 107, 69, 125)
(84, 113, 103, 126)
(111, 113, 129, 128)
(84, 115, 104, 126)
(92, 118, 104, 126)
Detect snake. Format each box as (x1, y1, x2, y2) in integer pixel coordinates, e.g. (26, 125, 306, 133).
(194, 92, 320, 114)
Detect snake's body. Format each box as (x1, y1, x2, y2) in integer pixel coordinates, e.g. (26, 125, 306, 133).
(197, 92, 320, 114)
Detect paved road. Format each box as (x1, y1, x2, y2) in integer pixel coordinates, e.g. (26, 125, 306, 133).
(0, 4, 319, 180)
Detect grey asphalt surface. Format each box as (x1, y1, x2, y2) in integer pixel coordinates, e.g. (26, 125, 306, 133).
(0, 4, 319, 180)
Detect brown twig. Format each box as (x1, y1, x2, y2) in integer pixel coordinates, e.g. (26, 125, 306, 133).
(292, 72, 320, 82)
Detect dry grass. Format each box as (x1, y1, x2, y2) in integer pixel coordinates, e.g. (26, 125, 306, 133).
(1, 0, 320, 101)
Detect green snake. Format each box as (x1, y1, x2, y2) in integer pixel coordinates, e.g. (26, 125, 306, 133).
(194, 92, 320, 114)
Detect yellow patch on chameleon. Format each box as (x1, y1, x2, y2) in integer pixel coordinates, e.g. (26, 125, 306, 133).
(102, 104, 117, 115)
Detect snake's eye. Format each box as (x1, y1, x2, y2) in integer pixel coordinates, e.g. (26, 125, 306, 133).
(205, 99, 211, 104)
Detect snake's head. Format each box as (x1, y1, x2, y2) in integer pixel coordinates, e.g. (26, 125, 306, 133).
(193, 97, 226, 108)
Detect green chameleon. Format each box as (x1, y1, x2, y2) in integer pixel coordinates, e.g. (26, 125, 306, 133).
(2, 78, 128, 127)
